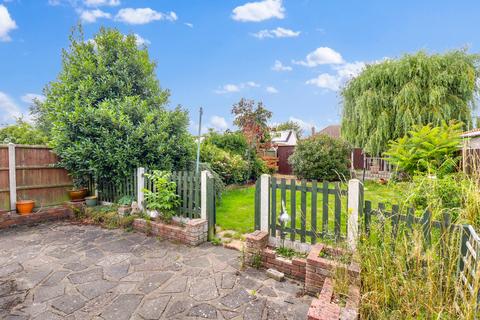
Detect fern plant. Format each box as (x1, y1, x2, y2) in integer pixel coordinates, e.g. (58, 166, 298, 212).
(385, 121, 463, 177)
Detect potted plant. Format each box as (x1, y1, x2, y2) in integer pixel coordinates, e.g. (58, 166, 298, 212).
(68, 176, 89, 202)
(85, 195, 98, 207)
(117, 196, 133, 216)
(16, 197, 35, 215)
(143, 171, 180, 222)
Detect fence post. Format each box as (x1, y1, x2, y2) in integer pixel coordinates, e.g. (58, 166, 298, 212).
(200, 170, 209, 220)
(260, 174, 271, 233)
(347, 179, 362, 251)
(137, 167, 145, 211)
(8, 143, 16, 212)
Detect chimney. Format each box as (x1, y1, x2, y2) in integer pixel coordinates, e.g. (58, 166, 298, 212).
(311, 126, 316, 136)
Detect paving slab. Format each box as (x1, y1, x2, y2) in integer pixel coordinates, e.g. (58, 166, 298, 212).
(0, 221, 311, 319)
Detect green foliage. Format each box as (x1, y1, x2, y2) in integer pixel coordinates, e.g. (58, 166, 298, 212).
(251, 252, 263, 269)
(203, 130, 268, 183)
(275, 247, 308, 259)
(210, 237, 222, 246)
(33, 26, 194, 183)
(0, 119, 49, 145)
(289, 134, 351, 181)
(200, 143, 249, 185)
(197, 162, 225, 202)
(404, 174, 463, 219)
(204, 130, 249, 155)
(143, 171, 181, 220)
(272, 120, 303, 138)
(78, 205, 135, 230)
(341, 50, 479, 155)
(232, 98, 272, 150)
(117, 195, 134, 206)
(385, 122, 462, 176)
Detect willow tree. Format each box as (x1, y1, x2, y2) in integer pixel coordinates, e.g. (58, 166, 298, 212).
(341, 50, 479, 155)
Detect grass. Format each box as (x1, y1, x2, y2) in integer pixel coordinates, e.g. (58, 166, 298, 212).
(216, 180, 399, 236)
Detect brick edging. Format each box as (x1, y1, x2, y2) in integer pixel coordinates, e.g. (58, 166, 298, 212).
(0, 204, 75, 229)
(132, 218, 207, 246)
(245, 231, 361, 320)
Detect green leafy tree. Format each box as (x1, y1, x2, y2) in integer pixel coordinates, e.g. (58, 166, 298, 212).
(289, 134, 351, 181)
(385, 122, 462, 176)
(272, 120, 303, 138)
(341, 50, 478, 155)
(33, 26, 194, 183)
(0, 118, 49, 145)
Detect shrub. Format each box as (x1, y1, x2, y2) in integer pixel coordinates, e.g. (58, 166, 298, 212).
(200, 143, 249, 184)
(289, 134, 350, 181)
(385, 122, 462, 177)
(0, 119, 49, 145)
(143, 171, 181, 222)
(197, 162, 225, 202)
(34, 27, 195, 183)
(204, 130, 268, 181)
(204, 130, 249, 156)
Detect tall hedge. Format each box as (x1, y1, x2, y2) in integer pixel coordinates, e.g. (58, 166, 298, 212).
(33, 27, 194, 183)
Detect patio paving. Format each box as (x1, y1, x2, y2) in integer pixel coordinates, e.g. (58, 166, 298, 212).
(0, 222, 312, 319)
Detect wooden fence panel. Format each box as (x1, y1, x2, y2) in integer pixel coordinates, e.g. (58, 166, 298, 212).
(0, 144, 72, 211)
(261, 177, 348, 244)
(0, 146, 9, 210)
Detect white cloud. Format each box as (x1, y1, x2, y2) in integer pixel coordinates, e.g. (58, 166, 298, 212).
(252, 27, 300, 39)
(210, 116, 229, 131)
(21, 93, 45, 105)
(80, 9, 111, 23)
(293, 47, 344, 67)
(334, 61, 365, 79)
(84, 0, 120, 7)
(0, 5, 17, 42)
(115, 8, 177, 25)
(306, 73, 341, 91)
(272, 60, 292, 72)
(266, 86, 278, 94)
(184, 22, 194, 28)
(232, 0, 285, 22)
(289, 116, 318, 135)
(306, 61, 366, 91)
(214, 81, 260, 94)
(133, 33, 150, 46)
(0, 92, 21, 124)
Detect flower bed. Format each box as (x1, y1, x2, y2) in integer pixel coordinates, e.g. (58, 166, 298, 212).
(132, 218, 207, 246)
(245, 231, 361, 320)
(306, 244, 360, 295)
(307, 277, 360, 320)
(263, 247, 307, 280)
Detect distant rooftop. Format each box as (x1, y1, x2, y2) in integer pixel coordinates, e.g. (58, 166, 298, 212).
(461, 128, 480, 138)
(317, 125, 341, 139)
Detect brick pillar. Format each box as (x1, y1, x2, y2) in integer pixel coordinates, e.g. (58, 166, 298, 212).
(244, 230, 268, 267)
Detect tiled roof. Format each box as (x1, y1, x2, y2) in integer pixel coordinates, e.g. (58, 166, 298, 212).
(318, 125, 341, 139)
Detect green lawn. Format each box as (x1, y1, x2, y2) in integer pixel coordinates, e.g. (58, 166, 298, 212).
(216, 180, 399, 235)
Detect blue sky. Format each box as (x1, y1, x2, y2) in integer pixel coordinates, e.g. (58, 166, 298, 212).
(1, 0, 479, 134)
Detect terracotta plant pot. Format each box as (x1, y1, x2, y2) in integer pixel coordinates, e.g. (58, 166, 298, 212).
(16, 200, 35, 215)
(68, 188, 88, 202)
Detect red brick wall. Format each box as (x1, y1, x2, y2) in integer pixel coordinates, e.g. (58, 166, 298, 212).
(133, 218, 207, 246)
(0, 204, 73, 229)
